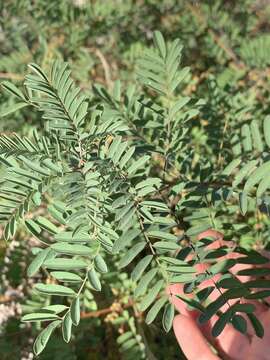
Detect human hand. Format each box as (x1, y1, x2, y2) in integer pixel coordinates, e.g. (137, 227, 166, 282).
(168, 230, 270, 360)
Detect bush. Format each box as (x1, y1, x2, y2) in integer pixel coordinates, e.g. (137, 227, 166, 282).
(1, 1, 270, 359)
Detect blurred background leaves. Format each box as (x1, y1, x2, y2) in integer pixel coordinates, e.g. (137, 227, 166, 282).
(1, 0, 270, 359)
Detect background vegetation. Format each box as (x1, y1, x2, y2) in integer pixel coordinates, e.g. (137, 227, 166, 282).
(1, 1, 270, 359)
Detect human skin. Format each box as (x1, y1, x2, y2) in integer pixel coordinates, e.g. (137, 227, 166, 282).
(168, 230, 270, 360)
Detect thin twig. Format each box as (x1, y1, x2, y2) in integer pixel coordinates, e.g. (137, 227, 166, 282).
(80, 299, 133, 319)
(0, 73, 24, 81)
(91, 48, 113, 90)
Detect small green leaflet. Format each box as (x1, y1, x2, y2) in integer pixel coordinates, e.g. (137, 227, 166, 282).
(112, 80, 121, 102)
(147, 231, 177, 242)
(199, 288, 250, 324)
(236, 252, 269, 265)
(62, 312, 72, 343)
(239, 192, 248, 215)
(232, 314, 247, 334)
(42, 158, 62, 173)
(153, 241, 180, 251)
(131, 255, 153, 282)
(233, 160, 258, 187)
(241, 124, 252, 152)
(43, 258, 88, 270)
(28, 63, 49, 81)
(170, 97, 190, 118)
(88, 268, 101, 291)
(245, 290, 270, 299)
(19, 156, 51, 176)
(25, 219, 42, 237)
(108, 136, 122, 158)
(41, 305, 68, 314)
(257, 176, 270, 198)
(212, 301, 254, 339)
(263, 115, 270, 148)
(232, 303, 255, 314)
(48, 204, 66, 225)
(34, 283, 76, 296)
(118, 242, 146, 269)
(33, 320, 61, 355)
(159, 256, 189, 266)
(176, 294, 205, 313)
(0, 102, 29, 117)
(134, 268, 158, 298)
(233, 132, 241, 155)
(244, 161, 270, 192)
(120, 338, 138, 351)
(27, 247, 50, 277)
(22, 313, 60, 322)
(243, 279, 270, 288)
(166, 265, 196, 273)
(32, 191, 42, 206)
(212, 308, 233, 337)
(51, 242, 94, 256)
(127, 155, 150, 176)
(170, 273, 195, 283)
(115, 202, 134, 222)
(94, 254, 108, 273)
(35, 216, 59, 234)
(162, 303, 174, 333)
(208, 259, 236, 275)
(1, 81, 27, 100)
(8, 166, 41, 183)
(50, 271, 82, 283)
(118, 207, 136, 231)
(247, 313, 264, 338)
(145, 297, 167, 324)
(222, 158, 241, 176)
(142, 201, 169, 212)
(54, 231, 91, 243)
(153, 30, 167, 59)
(119, 146, 135, 169)
(250, 120, 263, 152)
(117, 331, 133, 345)
(71, 297, 80, 326)
(135, 178, 161, 190)
(139, 280, 164, 311)
(237, 268, 270, 277)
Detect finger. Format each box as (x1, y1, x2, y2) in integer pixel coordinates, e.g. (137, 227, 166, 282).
(171, 229, 270, 336)
(169, 284, 252, 355)
(169, 282, 267, 339)
(171, 296, 252, 359)
(203, 313, 251, 359)
(196, 298, 267, 348)
(193, 232, 268, 307)
(173, 314, 220, 360)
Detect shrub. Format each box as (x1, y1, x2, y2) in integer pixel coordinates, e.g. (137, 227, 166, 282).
(1, 31, 270, 357)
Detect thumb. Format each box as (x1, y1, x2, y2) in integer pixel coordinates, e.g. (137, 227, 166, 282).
(173, 314, 220, 360)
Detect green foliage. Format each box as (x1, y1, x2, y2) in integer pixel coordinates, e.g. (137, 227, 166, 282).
(1, 1, 270, 359)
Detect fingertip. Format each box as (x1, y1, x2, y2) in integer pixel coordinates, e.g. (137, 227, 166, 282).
(173, 314, 219, 360)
